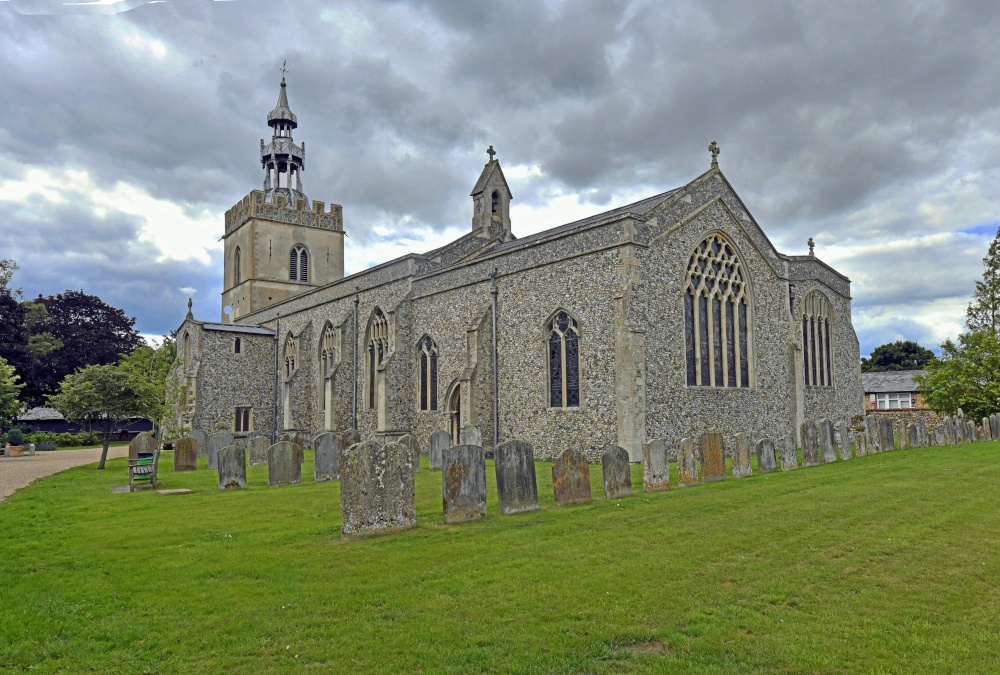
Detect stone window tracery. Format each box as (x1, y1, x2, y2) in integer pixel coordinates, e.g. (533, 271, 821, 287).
(802, 291, 834, 387)
(547, 310, 580, 408)
(284, 335, 297, 379)
(367, 309, 388, 409)
(418, 336, 438, 411)
(683, 233, 751, 388)
(289, 245, 308, 282)
(320, 323, 336, 420)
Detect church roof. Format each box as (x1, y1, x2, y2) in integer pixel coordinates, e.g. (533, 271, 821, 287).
(267, 78, 298, 127)
(202, 322, 275, 335)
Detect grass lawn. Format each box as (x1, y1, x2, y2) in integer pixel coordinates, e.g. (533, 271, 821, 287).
(1, 441, 999, 673)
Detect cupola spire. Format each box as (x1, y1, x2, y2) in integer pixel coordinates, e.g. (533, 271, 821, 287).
(260, 64, 307, 206)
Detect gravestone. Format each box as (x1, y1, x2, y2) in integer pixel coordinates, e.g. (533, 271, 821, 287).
(429, 430, 449, 470)
(916, 418, 928, 447)
(248, 435, 269, 467)
(982, 417, 992, 441)
(968, 421, 978, 443)
(313, 432, 342, 482)
(173, 437, 197, 471)
(217, 445, 247, 490)
(551, 448, 592, 505)
(991, 414, 999, 441)
(895, 419, 907, 450)
(855, 433, 868, 457)
(267, 441, 301, 487)
(930, 427, 942, 447)
(398, 434, 420, 473)
(954, 416, 966, 443)
(494, 440, 539, 515)
(460, 425, 482, 447)
(800, 420, 820, 467)
(864, 415, 880, 453)
(190, 429, 209, 460)
(780, 434, 798, 471)
(208, 431, 233, 470)
(641, 439, 669, 491)
(818, 419, 837, 463)
(442, 444, 487, 523)
(341, 440, 415, 538)
(942, 416, 954, 445)
(342, 428, 361, 448)
(732, 433, 752, 479)
(836, 421, 852, 460)
(677, 437, 699, 486)
(700, 432, 726, 482)
(879, 418, 895, 452)
(756, 439, 777, 473)
(601, 445, 632, 499)
(129, 431, 156, 461)
(907, 423, 919, 449)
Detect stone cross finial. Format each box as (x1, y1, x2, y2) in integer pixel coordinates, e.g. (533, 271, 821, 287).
(709, 141, 720, 168)
(487, 145, 496, 162)
(808, 237, 815, 256)
(186, 297, 193, 318)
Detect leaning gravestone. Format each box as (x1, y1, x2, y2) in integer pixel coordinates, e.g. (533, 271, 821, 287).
(756, 439, 777, 473)
(442, 444, 487, 523)
(818, 419, 837, 463)
(641, 439, 669, 491)
(836, 421, 852, 460)
(398, 434, 420, 473)
(313, 432, 342, 482)
(551, 448, 592, 506)
(800, 420, 820, 467)
(907, 423, 919, 449)
(677, 438, 699, 487)
(341, 440, 415, 538)
(916, 418, 928, 447)
(190, 429, 209, 460)
(248, 435, 269, 467)
(494, 439, 539, 515)
(864, 415, 880, 453)
(780, 434, 798, 471)
(700, 432, 726, 483)
(217, 445, 247, 490)
(732, 433, 752, 479)
(173, 437, 197, 471)
(968, 421, 978, 443)
(342, 428, 361, 449)
(954, 417, 966, 444)
(208, 431, 233, 470)
(267, 441, 301, 487)
(429, 430, 449, 470)
(601, 445, 632, 499)
(941, 416, 954, 445)
(896, 419, 908, 450)
(460, 425, 482, 447)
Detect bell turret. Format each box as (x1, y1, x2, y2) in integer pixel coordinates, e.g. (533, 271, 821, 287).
(260, 70, 307, 206)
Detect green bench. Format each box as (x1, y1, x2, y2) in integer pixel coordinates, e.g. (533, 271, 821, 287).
(128, 450, 159, 492)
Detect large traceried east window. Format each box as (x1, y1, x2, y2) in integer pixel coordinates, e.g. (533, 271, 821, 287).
(801, 291, 834, 387)
(683, 233, 751, 388)
(418, 336, 438, 411)
(547, 310, 580, 408)
(289, 245, 309, 282)
(367, 309, 388, 409)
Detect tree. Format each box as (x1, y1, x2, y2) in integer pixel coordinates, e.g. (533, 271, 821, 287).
(116, 337, 176, 430)
(0, 356, 23, 426)
(861, 340, 937, 372)
(967, 225, 1000, 333)
(48, 364, 158, 470)
(914, 331, 1000, 422)
(0, 261, 31, 389)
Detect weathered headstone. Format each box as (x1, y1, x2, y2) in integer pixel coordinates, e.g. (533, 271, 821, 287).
(340, 440, 415, 538)
(879, 418, 895, 452)
(208, 431, 233, 470)
(700, 432, 726, 482)
(907, 423, 919, 449)
(982, 417, 992, 441)
(677, 437, 699, 486)
(552, 448, 592, 505)
(800, 420, 820, 467)
(313, 431, 342, 482)
(991, 414, 999, 441)
(494, 440, 539, 515)
(442, 444, 487, 523)
(756, 439, 777, 473)
(601, 445, 632, 499)
(173, 437, 197, 471)
(190, 429, 209, 460)
(864, 415, 880, 453)
(342, 428, 361, 448)
(818, 419, 837, 463)
(460, 425, 482, 447)
(836, 421, 852, 460)
(895, 419, 907, 450)
(398, 434, 420, 473)
(642, 439, 669, 491)
(942, 416, 954, 445)
(930, 427, 942, 447)
(267, 441, 301, 487)
(129, 431, 156, 460)
(855, 433, 868, 457)
(429, 430, 449, 470)
(954, 416, 966, 443)
(217, 445, 247, 490)
(916, 418, 928, 448)
(248, 435, 269, 467)
(968, 421, 978, 443)
(780, 434, 798, 471)
(732, 433, 752, 479)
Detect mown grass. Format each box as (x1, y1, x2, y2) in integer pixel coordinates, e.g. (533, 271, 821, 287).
(1, 442, 999, 673)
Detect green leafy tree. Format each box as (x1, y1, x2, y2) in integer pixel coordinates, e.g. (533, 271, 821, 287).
(0, 261, 31, 388)
(48, 364, 158, 470)
(0, 356, 24, 427)
(967, 225, 1000, 333)
(116, 337, 176, 431)
(861, 340, 937, 372)
(915, 331, 1000, 421)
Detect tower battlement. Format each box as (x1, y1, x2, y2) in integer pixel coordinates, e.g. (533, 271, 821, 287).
(224, 189, 343, 237)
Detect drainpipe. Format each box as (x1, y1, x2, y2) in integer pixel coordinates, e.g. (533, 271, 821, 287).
(490, 269, 499, 449)
(352, 292, 359, 431)
(272, 314, 280, 445)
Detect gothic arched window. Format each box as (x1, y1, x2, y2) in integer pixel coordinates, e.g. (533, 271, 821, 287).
(234, 246, 241, 286)
(683, 233, 752, 388)
(320, 323, 336, 419)
(367, 309, 388, 409)
(802, 291, 834, 387)
(547, 310, 580, 408)
(418, 336, 438, 411)
(289, 245, 308, 282)
(284, 335, 297, 379)
(491, 190, 500, 214)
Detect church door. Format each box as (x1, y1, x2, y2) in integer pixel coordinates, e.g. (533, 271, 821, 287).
(448, 385, 461, 445)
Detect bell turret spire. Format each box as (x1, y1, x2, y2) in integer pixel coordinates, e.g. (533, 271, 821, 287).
(260, 64, 307, 206)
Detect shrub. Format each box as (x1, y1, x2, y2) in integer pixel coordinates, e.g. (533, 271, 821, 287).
(6, 427, 25, 446)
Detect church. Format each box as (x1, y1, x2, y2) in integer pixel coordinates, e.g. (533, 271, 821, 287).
(167, 75, 865, 461)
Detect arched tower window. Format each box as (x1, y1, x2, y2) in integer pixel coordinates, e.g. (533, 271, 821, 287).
(802, 291, 834, 387)
(284, 334, 298, 378)
(418, 336, 438, 411)
(234, 247, 241, 286)
(289, 245, 308, 283)
(491, 190, 500, 214)
(183, 332, 190, 369)
(367, 309, 388, 409)
(683, 233, 752, 388)
(547, 310, 580, 408)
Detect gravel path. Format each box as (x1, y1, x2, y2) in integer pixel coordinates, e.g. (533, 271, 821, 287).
(0, 446, 130, 502)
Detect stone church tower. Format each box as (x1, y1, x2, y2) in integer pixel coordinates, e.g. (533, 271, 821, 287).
(220, 75, 346, 322)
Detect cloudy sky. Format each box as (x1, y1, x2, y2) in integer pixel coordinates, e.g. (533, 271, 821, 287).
(2, 0, 998, 357)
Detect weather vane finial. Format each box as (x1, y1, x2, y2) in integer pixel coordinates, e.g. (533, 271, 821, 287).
(486, 145, 496, 162)
(709, 141, 720, 168)
(281, 60, 288, 81)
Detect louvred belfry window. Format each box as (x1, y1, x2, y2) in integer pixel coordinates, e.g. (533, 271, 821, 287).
(289, 245, 308, 282)
(547, 310, 580, 408)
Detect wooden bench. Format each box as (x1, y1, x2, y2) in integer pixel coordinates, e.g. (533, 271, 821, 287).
(128, 450, 159, 492)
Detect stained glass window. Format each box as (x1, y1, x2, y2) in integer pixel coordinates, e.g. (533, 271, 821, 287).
(547, 310, 580, 408)
(418, 336, 438, 411)
(367, 309, 388, 409)
(801, 292, 834, 387)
